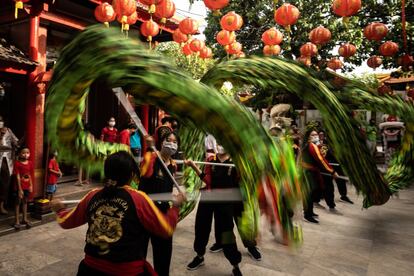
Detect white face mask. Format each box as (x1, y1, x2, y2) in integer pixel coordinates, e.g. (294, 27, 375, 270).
(108, 121, 116, 127)
(161, 141, 178, 156)
(311, 136, 320, 145)
(0, 122, 4, 128)
(217, 145, 226, 155)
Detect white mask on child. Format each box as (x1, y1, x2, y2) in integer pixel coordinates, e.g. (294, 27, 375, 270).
(108, 121, 116, 127)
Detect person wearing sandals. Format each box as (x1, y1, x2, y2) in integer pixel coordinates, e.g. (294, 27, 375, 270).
(13, 147, 33, 229)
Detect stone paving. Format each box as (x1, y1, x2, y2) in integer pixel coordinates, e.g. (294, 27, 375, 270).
(0, 185, 414, 276)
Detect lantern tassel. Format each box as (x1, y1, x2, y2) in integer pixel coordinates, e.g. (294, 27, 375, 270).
(149, 4, 156, 14)
(343, 17, 349, 29)
(104, 22, 109, 28)
(15, 1, 23, 19)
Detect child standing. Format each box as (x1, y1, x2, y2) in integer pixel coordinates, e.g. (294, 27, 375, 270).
(47, 152, 62, 200)
(13, 147, 33, 230)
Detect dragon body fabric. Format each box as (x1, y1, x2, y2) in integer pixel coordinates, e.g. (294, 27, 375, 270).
(46, 26, 413, 242)
(46, 26, 301, 242)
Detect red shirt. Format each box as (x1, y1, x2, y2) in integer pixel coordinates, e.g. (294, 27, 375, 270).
(47, 158, 60, 184)
(119, 129, 131, 146)
(101, 127, 118, 143)
(13, 160, 33, 190)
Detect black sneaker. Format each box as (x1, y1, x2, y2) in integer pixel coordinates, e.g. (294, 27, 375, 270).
(209, 243, 223, 253)
(187, 256, 204, 271)
(232, 266, 243, 276)
(247, 246, 262, 261)
(311, 212, 319, 217)
(340, 196, 354, 204)
(304, 216, 319, 224)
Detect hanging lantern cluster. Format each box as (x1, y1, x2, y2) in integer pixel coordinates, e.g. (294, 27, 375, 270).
(261, 28, 283, 56)
(363, 21, 400, 69)
(215, 11, 244, 57)
(176, 17, 212, 59)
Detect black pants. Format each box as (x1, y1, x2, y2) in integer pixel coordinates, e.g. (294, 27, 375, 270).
(142, 202, 173, 276)
(148, 235, 172, 276)
(335, 165, 347, 197)
(194, 201, 241, 266)
(303, 170, 320, 217)
(214, 202, 256, 249)
(322, 175, 335, 208)
(0, 157, 11, 203)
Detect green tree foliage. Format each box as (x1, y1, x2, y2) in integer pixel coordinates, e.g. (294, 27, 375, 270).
(155, 42, 216, 79)
(201, 0, 413, 71)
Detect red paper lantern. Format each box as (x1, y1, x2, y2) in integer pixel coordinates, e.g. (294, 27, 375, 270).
(327, 58, 343, 71)
(274, 4, 300, 29)
(173, 29, 188, 44)
(200, 47, 213, 59)
(203, 0, 230, 12)
(179, 18, 199, 35)
(139, 0, 163, 14)
(114, 0, 137, 24)
(300, 42, 318, 57)
(220, 11, 243, 32)
(13, 0, 30, 19)
(154, 0, 176, 24)
(398, 54, 414, 69)
(309, 26, 331, 45)
(332, 0, 361, 17)
(225, 42, 242, 55)
(140, 19, 160, 42)
(338, 43, 357, 58)
(182, 43, 193, 56)
(263, 45, 281, 56)
(95, 3, 116, 27)
(379, 41, 399, 57)
(297, 56, 311, 67)
(262, 28, 283, 46)
(216, 30, 236, 46)
(364, 23, 388, 41)
(367, 56, 383, 69)
(189, 39, 205, 52)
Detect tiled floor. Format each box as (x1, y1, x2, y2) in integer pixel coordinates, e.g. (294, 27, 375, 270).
(0, 185, 413, 276)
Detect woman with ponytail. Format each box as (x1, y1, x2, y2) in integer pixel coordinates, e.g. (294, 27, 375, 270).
(51, 151, 185, 276)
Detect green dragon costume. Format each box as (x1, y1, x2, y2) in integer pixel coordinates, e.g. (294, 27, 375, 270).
(46, 26, 413, 243)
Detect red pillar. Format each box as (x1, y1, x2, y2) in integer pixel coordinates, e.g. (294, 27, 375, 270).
(141, 105, 150, 133)
(26, 14, 47, 199)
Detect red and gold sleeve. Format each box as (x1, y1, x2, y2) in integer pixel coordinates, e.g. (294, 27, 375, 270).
(126, 187, 179, 239)
(309, 143, 334, 173)
(56, 188, 101, 229)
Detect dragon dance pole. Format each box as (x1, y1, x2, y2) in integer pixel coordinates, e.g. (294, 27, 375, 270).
(113, 88, 183, 193)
